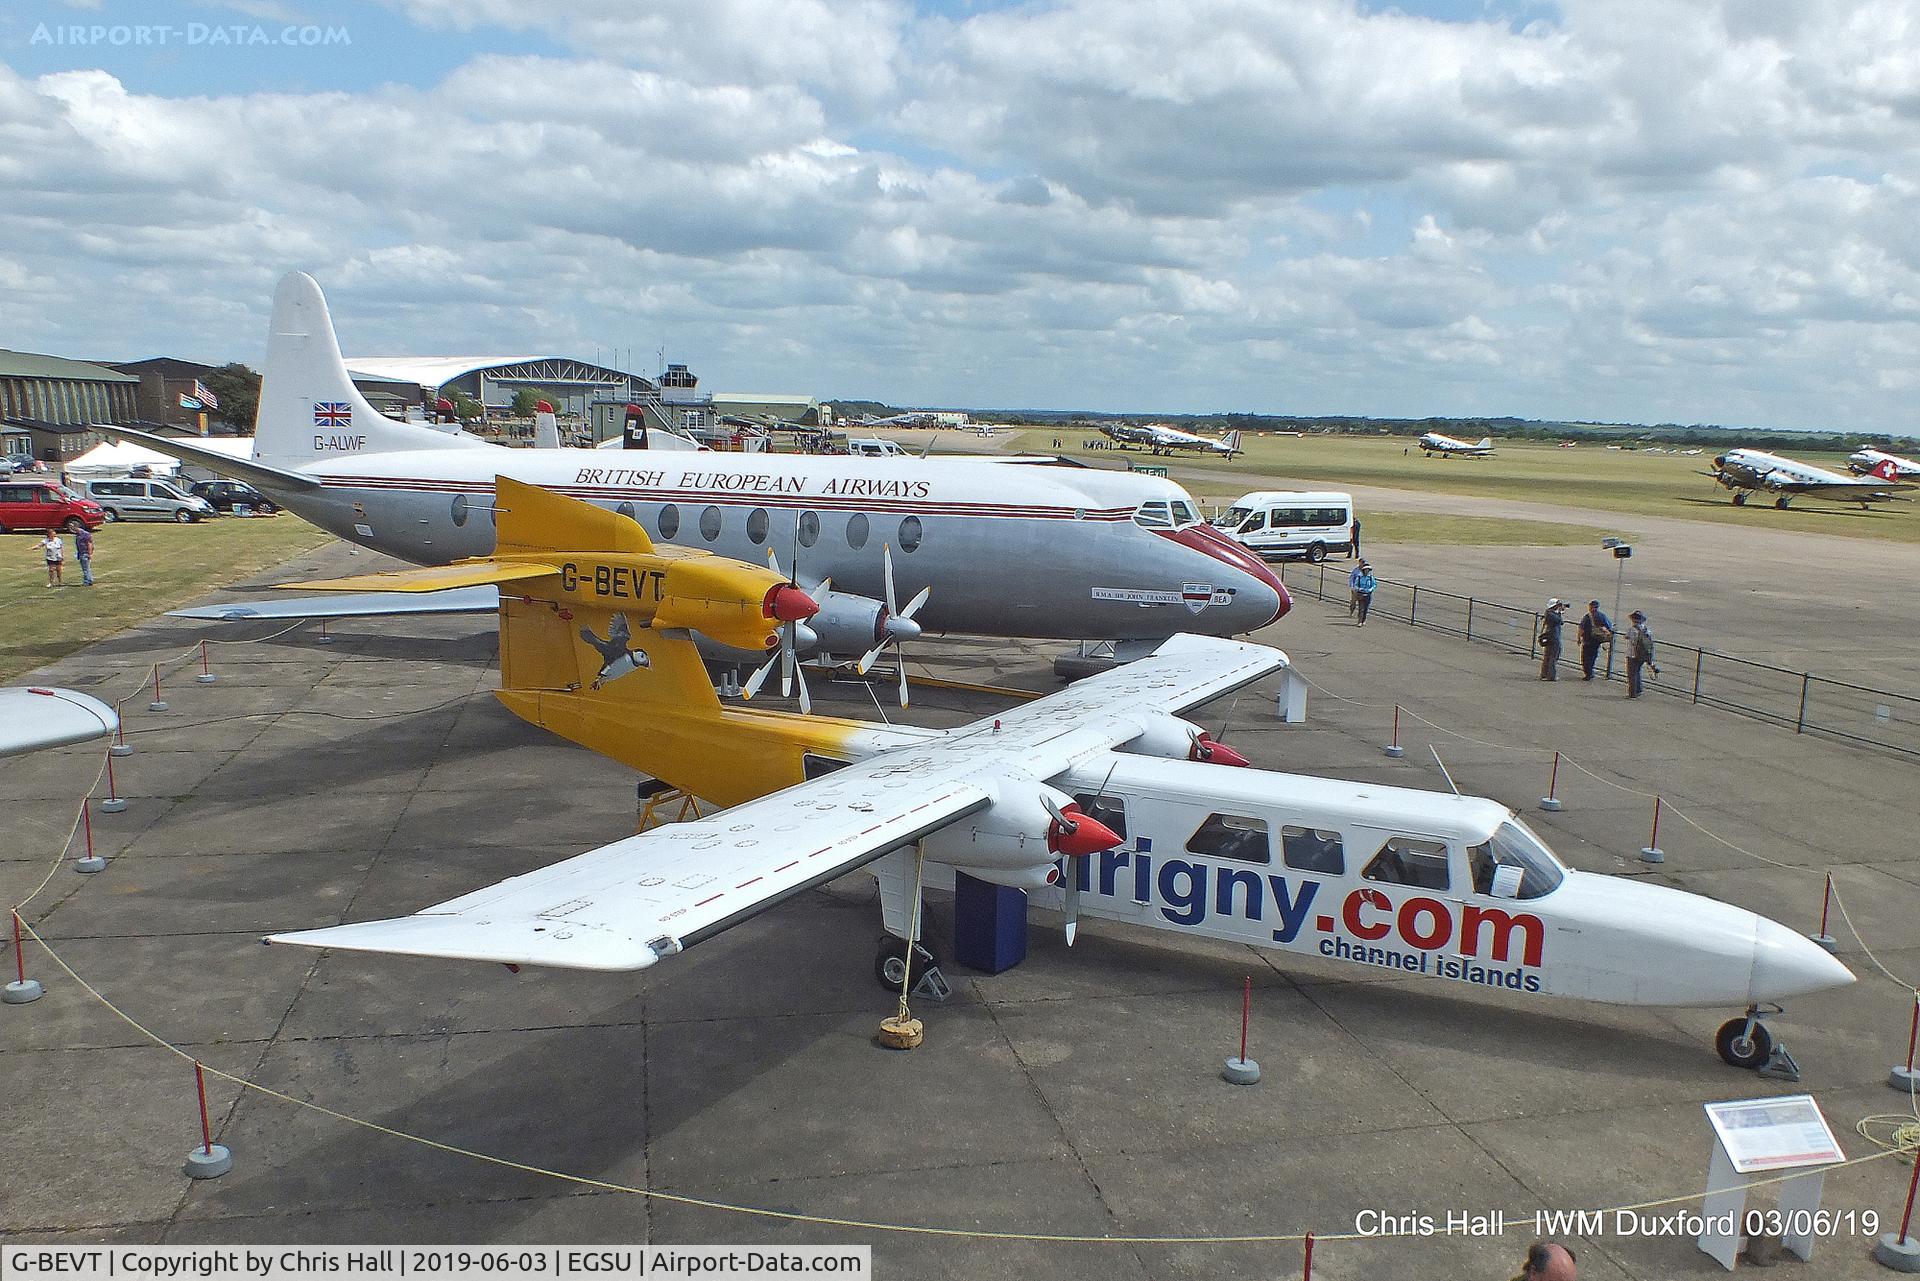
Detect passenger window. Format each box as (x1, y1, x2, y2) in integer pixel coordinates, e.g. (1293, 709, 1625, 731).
(747, 507, 770, 544)
(657, 503, 680, 539)
(846, 512, 869, 549)
(797, 511, 819, 548)
(1281, 825, 1344, 874)
(451, 493, 468, 527)
(699, 505, 722, 542)
(616, 501, 636, 521)
(1072, 793, 1127, 840)
(1186, 813, 1269, 864)
(898, 515, 923, 552)
(1362, 837, 1451, 891)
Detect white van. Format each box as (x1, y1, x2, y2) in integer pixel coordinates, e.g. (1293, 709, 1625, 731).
(1210, 491, 1355, 562)
(81, 477, 218, 523)
(846, 437, 909, 458)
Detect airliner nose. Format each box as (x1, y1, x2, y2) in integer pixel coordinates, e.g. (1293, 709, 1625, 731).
(1749, 918, 1855, 1002)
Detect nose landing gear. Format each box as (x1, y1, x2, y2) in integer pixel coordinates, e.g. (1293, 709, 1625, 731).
(1716, 1006, 1800, 1080)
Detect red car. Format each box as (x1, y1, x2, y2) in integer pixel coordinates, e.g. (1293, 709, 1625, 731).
(0, 479, 106, 534)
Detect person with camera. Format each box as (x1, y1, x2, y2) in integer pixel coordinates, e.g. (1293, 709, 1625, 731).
(1577, 600, 1612, 680)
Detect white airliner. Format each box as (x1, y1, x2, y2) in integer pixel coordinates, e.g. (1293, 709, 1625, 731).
(1100, 423, 1244, 457)
(1418, 431, 1494, 457)
(269, 633, 1852, 1076)
(1849, 446, 1920, 480)
(1706, 448, 1913, 509)
(106, 273, 1289, 660)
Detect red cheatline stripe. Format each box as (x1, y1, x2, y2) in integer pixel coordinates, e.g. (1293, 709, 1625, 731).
(694, 894, 723, 907)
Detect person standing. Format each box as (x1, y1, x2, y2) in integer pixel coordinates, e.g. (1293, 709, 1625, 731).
(38, 530, 63, 587)
(1576, 599, 1612, 680)
(74, 523, 94, 587)
(1349, 515, 1362, 559)
(1352, 560, 1377, 625)
(1538, 598, 1568, 679)
(1625, 610, 1658, 698)
(1347, 559, 1366, 617)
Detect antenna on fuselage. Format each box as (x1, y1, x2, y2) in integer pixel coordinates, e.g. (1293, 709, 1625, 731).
(1430, 746, 1461, 796)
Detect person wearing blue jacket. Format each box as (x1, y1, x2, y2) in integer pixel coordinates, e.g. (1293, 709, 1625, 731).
(1352, 561, 1377, 625)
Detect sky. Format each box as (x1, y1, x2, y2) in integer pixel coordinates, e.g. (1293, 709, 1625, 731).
(2, 0, 1917, 431)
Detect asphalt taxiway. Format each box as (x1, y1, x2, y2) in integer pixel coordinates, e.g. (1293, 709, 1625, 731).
(4, 536, 1919, 1279)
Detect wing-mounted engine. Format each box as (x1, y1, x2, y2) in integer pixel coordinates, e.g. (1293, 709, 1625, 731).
(1120, 712, 1251, 767)
(922, 781, 1122, 890)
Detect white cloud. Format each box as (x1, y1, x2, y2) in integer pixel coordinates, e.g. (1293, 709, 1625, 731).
(0, 0, 1916, 429)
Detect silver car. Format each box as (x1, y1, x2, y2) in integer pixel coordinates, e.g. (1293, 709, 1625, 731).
(81, 477, 218, 523)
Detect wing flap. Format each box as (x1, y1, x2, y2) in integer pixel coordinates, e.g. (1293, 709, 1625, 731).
(270, 771, 990, 970)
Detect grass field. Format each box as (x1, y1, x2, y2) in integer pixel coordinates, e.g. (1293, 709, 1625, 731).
(0, 515, 335, 680)
(1008, 428, 1919, 544)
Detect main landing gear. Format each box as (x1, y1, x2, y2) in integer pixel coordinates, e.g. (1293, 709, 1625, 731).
(1716, 1006, 1800, 1080)
(1774, 496, 1792, 509)
(873, 935, 952, 1002)
(1731, 492, 1748, 506)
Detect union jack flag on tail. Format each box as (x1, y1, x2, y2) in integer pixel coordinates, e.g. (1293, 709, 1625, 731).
(313, 402, 352, 428)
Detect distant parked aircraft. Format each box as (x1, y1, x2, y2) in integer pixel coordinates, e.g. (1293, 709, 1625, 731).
(1099, 423, 1244, 457)
(1704, 448, 1913, 509)
(1849, 447, 1920, 480)
(1418, 432, 1494, 457)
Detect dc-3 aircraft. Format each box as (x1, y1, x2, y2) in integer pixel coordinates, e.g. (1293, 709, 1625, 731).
(1099, 423, 1244, 457)
(1849, 446, 1920, 480)
(1418, 431, 1495, 457)
(109, 273, 1287, 670)
(268, 480, 1853, 1075)
(1705, 448, 1912, 509)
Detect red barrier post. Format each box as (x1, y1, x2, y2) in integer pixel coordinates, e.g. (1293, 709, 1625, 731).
(75, 800, 105, 873)
(1891, 991, 1920, 1093)
(1383, 705, 1404, 758)
(1639, 795, 1665, 863)
(4, 909, 41, 1002)
(1539, 750, 1563, 811)
(194, 1061, 213, 1154)
(196, 640, 217, 684)
(181, 1060, 233, 1177)
(148, 663, 169, 712)
(1223, 974, 1261, 1084)
(1810, 873, 1836, 951)
(1303, 1232, 1314, 1279)
(101, 751, 127, 813)
(1240, 975, 1250, 1064)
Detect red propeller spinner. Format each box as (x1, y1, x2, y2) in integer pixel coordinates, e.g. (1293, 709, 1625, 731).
(1189, 731, 1250, 767)
(762, 584, 821, 623)
(1046, 804, 1124, 859)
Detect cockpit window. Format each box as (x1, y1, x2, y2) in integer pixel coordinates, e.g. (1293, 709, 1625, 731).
(1467, 820, 1565, 900)
(1171, 500, 1200, 528)
(1132, 501, 1174, 529)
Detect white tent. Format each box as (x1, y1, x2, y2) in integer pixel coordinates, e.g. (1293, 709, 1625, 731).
(64, 436, 254, 480)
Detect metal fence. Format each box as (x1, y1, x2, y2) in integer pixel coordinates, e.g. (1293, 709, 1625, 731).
(1281, 561, 1920, 760)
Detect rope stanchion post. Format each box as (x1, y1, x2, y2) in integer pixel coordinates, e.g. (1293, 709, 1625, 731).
(1890, 992, 1920, 1094)
(315, 618, 333, 645)
(100, 750, 128, 813)
(73, 800, 106, 874)
(1872, 1146, 1920, 1271)
(1303, 1232, 1313, 1279)
(195, 639, 217, 684)
(1810, 873, 1837, 953)
(110, 716, 131, 757)
(183, 1060, 233, 1178)
(147, 663, 169, 713)
(1539, 750, 1564, 811)
(1383, 705, 1405, 758)
(1223, 974, 1260, 1084)
(1638, 794, 1665, 863)
(5, 910, 43, 1003)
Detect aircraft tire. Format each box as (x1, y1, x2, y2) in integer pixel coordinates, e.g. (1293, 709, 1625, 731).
(874, 935, 938, 991)
(1731, 493, 1747, 506)
(1774, 497, 1790, 510)
(1715, 1017, 1773, 1070)
(1306, 542, 1326, 564)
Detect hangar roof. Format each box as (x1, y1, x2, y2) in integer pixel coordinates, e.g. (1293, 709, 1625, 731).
(344, 357, 547, 387)
(0, 350, 138, 383)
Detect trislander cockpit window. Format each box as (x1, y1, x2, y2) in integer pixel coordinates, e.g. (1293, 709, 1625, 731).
(1467, 821, 1565, 900)
(1362, 836, 1451, 891)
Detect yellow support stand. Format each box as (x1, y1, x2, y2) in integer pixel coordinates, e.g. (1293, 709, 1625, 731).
(636, 782, 704, 833)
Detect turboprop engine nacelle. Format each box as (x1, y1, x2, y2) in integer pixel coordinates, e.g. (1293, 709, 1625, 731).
(1122, 713, 1251, 768)
(919, 784, 1122, 873)
(805, 587, 922, 657)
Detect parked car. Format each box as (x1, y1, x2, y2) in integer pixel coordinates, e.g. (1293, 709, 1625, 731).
(189, 480, 279, 514)
(79, 477, 218, 523)
(0, 479, 106, 533)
